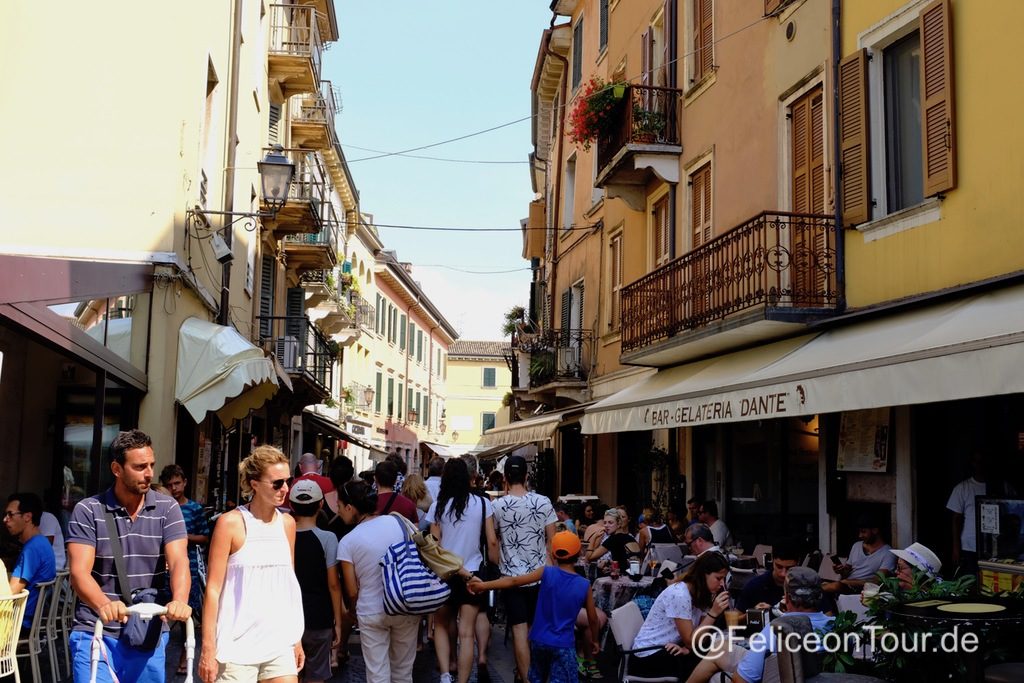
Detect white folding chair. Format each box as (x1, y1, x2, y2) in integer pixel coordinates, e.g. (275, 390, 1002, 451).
(609, 601, 680, 683)
(55, 573, 77, 678)
(0, 591, 28, 683)
(16, 578, 55, 683)
(44, 572, 68, 683)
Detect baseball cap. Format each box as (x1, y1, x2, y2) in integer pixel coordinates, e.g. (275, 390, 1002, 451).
(785, 566, 822, 598)
(891, 542, 941, 577)
(504, 455, 527, 476)
(289, 479, 324, 504)
(551, 530, 582, 559)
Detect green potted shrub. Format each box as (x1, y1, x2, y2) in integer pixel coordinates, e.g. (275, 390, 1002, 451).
(633, 106, 666, 143)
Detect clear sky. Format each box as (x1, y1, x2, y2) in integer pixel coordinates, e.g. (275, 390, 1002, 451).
(324, 2, 554, 341)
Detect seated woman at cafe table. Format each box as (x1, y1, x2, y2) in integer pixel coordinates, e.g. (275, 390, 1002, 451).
(629, 552, 732, 680)
(686, 567, 834, 683)
(891, 542, 942, 591)
(586, 508, 641, 570)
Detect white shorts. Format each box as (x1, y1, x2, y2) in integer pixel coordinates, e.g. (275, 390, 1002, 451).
(216, 649, 297, 682)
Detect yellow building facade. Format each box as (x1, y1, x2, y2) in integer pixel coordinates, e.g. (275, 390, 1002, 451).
(444, 342, 512, 450)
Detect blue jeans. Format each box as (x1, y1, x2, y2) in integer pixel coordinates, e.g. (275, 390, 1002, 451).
(69, 629, 169, 683)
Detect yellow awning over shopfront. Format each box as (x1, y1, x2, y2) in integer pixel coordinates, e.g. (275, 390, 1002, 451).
(175, 317, 280, 425)
(479, 403, 593, 447)
(583, 283, 1024, 434)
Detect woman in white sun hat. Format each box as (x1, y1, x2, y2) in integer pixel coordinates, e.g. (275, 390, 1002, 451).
(891, 542, 942, 590)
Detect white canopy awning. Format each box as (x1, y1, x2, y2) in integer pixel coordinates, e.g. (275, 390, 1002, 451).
(479, 403, 592, 447)
(175, 318, 280, 425)
(583, 283, 1024, 434)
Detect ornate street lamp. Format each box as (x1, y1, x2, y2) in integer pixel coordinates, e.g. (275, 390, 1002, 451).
(407, 407, 419, 423)
(363, 386, 375, 407)
(256, 145, 296, 216)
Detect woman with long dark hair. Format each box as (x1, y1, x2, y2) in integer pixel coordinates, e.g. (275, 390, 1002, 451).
(335, 479, 420, 682)
(629, 552, 731, 679)
(425, 458, 500, 683)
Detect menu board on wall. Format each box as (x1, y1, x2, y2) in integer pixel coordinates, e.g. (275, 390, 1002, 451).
(838, 408, 890, 473)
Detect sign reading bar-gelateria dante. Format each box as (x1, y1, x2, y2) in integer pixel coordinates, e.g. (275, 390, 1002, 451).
(837, 408, 890, 473)
(642, 387, 800, 428)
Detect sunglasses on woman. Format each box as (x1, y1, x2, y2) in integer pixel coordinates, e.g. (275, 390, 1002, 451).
(262, 478, 288, 490)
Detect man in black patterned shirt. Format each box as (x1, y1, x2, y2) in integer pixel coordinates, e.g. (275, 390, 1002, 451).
(492, 455, 557, 681)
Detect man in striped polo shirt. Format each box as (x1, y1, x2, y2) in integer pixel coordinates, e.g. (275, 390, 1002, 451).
(67, 429, 192, 683)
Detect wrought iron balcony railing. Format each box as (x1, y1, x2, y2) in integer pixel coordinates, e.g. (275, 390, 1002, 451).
(596, 84, 682, 171)
(257, 315, 333, 393)
(621, 211, 838, 353)
(283, 206, 339, 251)
(262, 147, 328, 222)
(294, 80, 339, 126)
(269, 4, 323, 84)
(352, 293, 375, 331)
(299, 269, 333, 288)
(512, 328, 593, 388)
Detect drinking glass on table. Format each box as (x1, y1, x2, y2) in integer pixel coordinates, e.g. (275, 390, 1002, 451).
(648, 558, 659, 576)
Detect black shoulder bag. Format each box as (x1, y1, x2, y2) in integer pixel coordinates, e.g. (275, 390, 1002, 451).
(476, 494, 500, 581)
(104, 509, 163, 650)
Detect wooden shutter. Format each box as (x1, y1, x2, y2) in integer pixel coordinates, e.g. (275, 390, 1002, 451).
(664, 0, 678, 89)
(268, 104, 281, 144)
(641, 29, 653, 89)
(600, 0, 609, 51)
(375, 372, 383, 413)
(653, 195, 670, 264)
(791, 87, 825, 214)
(397, 383, 403, 419)
(285, 287, 304, 338)
(919, 0, 956, 196)
(791, 95, 810, 213)
(691, 164, 711, 248)
(694, 0, 713, 82)
(259, 255, 275, 338)
(610, 234, 623, 330)
(838, 49, 870, 227)
(572, 20, 583, 90)
(575, 283, 585, 331)
(560, 288, 572, 331)
(399, 314, 407, 350)
(387, 377, 394, 416)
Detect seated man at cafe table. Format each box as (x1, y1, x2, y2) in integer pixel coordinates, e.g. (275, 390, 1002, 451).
(685, 567, 834, 683)
(683, 523, 721, 557)
(823, 514, 896, 594)
(735, 540, 800, 611)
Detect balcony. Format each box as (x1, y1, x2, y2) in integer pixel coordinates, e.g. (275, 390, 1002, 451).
(298, 269, 335, 308)
(262, 147, 326, 236)
(257, 315, 333, 398)
(283, 202, 339, 272)
(268, 4, 323, 101)
(620, 212, 839, 367)
(352, 293, 375, 332)
(510, 328, 593, 404)
(595, 85, 683, 211)
(290, 80, 339, 150)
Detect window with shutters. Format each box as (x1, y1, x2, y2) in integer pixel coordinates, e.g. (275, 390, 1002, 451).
(563, 155, 576, 232)
(417, 330, 423, 363)
(691, 0, 714, 84)
(375, 372, 383, 413)
(268, 103, 281, 144)
(651, 193, 671, 266)
(481, 412, 497, 434)
(608, 231, 624, 332)
(689, 162, 712, 250)
(397, 383, 404, 420)
(408, 321, 415, 357)
(841, 0, 955, 229)
(790, 86, 826, 215)
(399, 314, 407, 351)
(599, 0, 609, 52)
(387, 377, 394, 416)
(482, 367, 497, 388)
(258, 255, 275, 338)
(572, 19, 584, 92)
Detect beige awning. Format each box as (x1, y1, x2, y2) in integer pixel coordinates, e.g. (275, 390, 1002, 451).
(175, 318, 280, 425)
(478, 403, 592, 447)
(583, 283, 1024, 434)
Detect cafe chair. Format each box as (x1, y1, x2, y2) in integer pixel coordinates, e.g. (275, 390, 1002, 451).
(0, 591, 28, 683)
(647, 543, 685, 566)
(44, 571, 69, 683)
(772, 616, 884, 683)
(609, 601, 680, 683)
(752, 544, 774, 568)
(16, 578, 56, 683)
(55, 572, 77, 677)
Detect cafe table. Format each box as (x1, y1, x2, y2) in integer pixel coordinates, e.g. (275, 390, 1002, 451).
(884, 597, 1024, 683)
(592, 574, 654, 614)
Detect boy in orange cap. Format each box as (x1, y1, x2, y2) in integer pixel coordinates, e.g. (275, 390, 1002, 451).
(469, 531, 600, 682)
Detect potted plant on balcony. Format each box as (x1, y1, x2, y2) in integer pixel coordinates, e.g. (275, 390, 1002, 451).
(632, 105, 666, 143)
(567, 76, 628, 151)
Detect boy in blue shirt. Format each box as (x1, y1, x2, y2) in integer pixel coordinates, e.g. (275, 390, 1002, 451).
(5, 492, 57, 629)
(470, 530, 600, 683)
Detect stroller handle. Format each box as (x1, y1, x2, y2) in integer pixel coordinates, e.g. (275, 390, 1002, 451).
(90, 603, 196, 683)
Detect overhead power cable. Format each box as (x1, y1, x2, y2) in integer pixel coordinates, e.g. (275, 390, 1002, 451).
(343, 144, 528, 165)
(347, 116, 532, 162)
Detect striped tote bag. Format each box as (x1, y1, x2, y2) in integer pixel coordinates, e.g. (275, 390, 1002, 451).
(381, 513, 452, 615)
